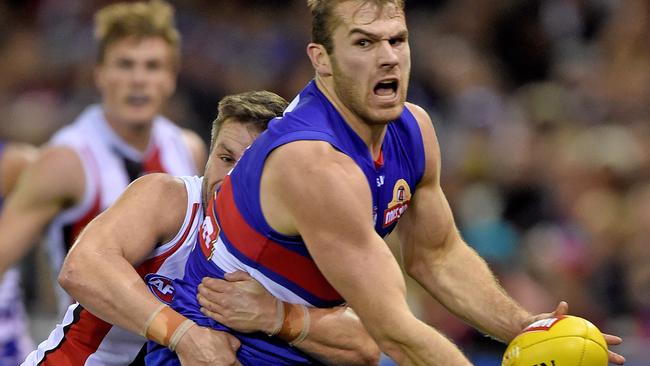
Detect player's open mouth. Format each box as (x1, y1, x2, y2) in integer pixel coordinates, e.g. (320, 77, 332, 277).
(373, 79, 398, 100)
(126, 95, 151, 106)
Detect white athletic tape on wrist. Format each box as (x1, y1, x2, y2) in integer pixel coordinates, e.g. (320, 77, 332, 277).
(267, 298, 285, 337)
(289, 305, 310, 346)
(168, 319, 196, 351)
(140, 304, 167, 338)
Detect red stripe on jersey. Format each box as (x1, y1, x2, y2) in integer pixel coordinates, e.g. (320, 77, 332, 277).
(39, 306, 112, 366)
(217, 177, 341, 302)
(67, 146, 103, 249)
(68, 192, 102, 249)
(137, 202, 200, 277)
(143, 144, 166, 174)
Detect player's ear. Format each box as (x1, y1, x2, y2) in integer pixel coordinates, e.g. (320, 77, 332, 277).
(306, 43, 332, 77)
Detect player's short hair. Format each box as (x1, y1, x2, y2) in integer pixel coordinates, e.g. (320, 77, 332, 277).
(307, 0, 405, 54)
(94, 0, 181, 69)
(210, 91, 288, 151)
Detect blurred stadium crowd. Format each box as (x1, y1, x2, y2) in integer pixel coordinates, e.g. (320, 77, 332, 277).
(1, 0, 648, 364)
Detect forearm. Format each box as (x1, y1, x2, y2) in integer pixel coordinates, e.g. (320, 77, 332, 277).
(411, 239, 530, 342)
(0, 203, 55, 274)
(370, 312, 470, 366)
(0, 231, 36, 275)
(59, 249, 163, 335)
(289, 306, 379, 366)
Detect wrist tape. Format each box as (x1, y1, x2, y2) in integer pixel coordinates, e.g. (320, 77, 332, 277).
(141, 304, 195, 351)
(278, 303, 311, 346)
(267, 298, 285, 336)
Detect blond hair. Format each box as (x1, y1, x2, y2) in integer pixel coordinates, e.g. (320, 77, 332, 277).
(94, 0, 181, 68)
(210, 91, 288, 151)
(307, 0, 405, 53)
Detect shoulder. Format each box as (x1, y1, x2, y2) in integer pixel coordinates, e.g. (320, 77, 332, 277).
(127, 173, 187, 204)
(119, 174, 187, 229)
(2, 143, 38, 170)
(0, 143, 38, 196)
(17, 145, 87, 201)
(266, 140, 367, 194)
(404, 103, 441, 184)
(405, 102, 435, 137)
(261, 140, 372, 236)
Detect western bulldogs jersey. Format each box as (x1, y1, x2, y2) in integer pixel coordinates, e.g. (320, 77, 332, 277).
(149, 81, 426, 365)
(44, 105, 198, 315)
(23, 176, 203, 366)
(0, 141, 34, 365)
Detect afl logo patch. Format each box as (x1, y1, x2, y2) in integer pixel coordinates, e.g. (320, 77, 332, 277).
(145, 274, 175, 305)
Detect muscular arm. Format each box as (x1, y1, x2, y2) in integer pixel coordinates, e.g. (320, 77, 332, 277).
(260, 140, 471, 366)
(61, 173, 377, 365)
(59, 174, 240, 364)
(59, 173, 186, 333)
(0, 146, 84, 275)
(397, 103, 531, 343)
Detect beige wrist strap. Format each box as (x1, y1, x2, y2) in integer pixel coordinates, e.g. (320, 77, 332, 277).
(169, 319, 195, 351)
(278, 303, 311, 345)
(289, 305, 310, 346)
(266, 298, 285, 337)
(140, 304, 194, 349)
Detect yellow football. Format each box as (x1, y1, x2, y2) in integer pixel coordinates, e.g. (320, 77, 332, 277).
(502, 315, 608, 366)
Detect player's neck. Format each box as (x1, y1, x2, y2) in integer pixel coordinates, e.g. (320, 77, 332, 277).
(103, 114, 153, 153)
(315, 77, 386, 159)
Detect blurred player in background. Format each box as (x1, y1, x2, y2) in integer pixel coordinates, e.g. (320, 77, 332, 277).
(49, 90, 380, 366)
(0, 0, 205, 320)
(0, 141, 38, 365)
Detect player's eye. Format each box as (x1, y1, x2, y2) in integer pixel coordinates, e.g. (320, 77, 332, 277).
(356, 39, 371, 48)
(219, 156, 235, 164)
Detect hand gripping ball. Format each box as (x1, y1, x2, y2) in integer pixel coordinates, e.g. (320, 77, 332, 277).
(502, 315, 608, 366)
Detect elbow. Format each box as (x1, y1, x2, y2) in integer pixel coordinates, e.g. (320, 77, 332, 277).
(374, 338, 408, 366)
(404, 255, 429, 282)
(58, 251, 86, 296)
(361, 343, 381, 366)
(348, 340, 381, 366)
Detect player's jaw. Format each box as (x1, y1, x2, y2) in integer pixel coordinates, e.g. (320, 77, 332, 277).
(333, 69, 409, 126)
(367, 72, 408, 121)
(119, 91, 163, 124)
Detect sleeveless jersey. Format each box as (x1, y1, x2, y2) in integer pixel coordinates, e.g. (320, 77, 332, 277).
(23, 176, 204, 366)
(0, 141, 34, 365)
(44, 105, 198, 315)
(151, 81, 426, 366)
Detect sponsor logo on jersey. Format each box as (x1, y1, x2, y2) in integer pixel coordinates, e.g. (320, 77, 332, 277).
(145, 274, 175, 305)
(383, 179, 411, 228)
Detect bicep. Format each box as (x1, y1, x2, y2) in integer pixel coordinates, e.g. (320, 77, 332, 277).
(398, 103, 460, 272)
(264, 143, 410, 328)
(70, 174, 186, 265)
(397, 182, 458, 271)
